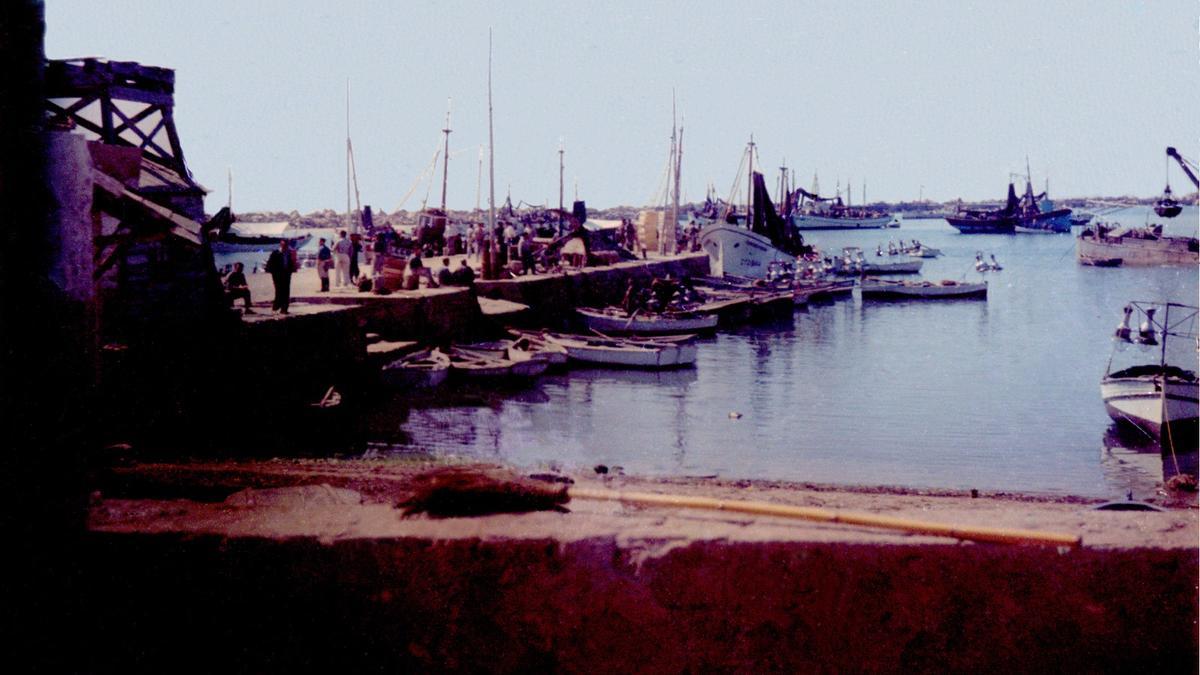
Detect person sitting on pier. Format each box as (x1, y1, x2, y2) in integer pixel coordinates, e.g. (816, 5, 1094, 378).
(405, 252, 438, 290)
(451, 258, 476, 286)
(224, 262, 252, 312)
(437, 257, 454, 287)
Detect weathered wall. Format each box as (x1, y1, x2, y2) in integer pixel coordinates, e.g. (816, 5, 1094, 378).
(79, 533, 1198, 672)
(474, 254, 711, 325)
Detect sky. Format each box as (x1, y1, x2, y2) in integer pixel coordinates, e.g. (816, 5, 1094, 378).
(45, 0, 1199, 213)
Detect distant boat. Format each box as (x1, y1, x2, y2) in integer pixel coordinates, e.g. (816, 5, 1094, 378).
(1101, 302, 1198, 443)
(1076, 223, 1199, 266)
(1078, 256, 1123, 268)
(212, 220, 312, 253)
(542, 332, 698, 369)
(946, 184, 1020, 234)
(859, 277, 987, 300)
(788, 185, 891, 230)
(380, 348, 450, 389)
(576, 307, 718, 335)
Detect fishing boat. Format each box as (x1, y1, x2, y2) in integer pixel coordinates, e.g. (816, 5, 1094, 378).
(698, 140, 811, 278)
(946, 184, 1020, 234)
(859, 277, 987, 300)
(788, 184, 891, 230)
(380, 348, 450, 389)
(213, 221, 312, 253)
(576, 307, 718, 335)
(543, 333, 698, 369)
(908, 244, 942, 258)
(1101, 302, 1199, 444)
(793, 278, 856, 304)
(1078, 256, 1123, 268)
(1076, 223, 1199, 266)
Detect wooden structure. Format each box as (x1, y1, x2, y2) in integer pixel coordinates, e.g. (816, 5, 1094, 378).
(44, 58, 207, 221)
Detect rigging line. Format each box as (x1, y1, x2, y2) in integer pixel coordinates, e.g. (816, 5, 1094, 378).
(725, 146, 748, 208)
(394, 146, 442, 212)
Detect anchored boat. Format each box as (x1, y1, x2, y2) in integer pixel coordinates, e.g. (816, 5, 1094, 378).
(1101, 302, 1199, 444)
(1076, 223, 1199, 266)
(859, 277, 987, 300)
(380, 348, 451, 389)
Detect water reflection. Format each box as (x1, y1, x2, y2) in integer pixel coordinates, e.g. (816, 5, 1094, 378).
(1099, 425, 1200, 499)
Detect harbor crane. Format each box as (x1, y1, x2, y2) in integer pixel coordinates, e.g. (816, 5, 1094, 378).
(1166, 147, 1198, 188)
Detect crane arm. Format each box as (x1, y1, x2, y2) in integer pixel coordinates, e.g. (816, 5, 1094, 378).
(1166, 147, 1199, 188)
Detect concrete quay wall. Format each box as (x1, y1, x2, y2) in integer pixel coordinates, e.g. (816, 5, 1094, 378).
(79, 532, 1197, 672)
(474, 253, 711, 325)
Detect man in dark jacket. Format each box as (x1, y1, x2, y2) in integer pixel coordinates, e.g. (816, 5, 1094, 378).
(265, 239, 297, 313)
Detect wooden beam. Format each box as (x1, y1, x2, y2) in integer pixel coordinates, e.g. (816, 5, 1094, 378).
(92, 168, 202, 245)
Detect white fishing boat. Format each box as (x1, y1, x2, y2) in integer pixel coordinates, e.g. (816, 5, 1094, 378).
(543, 333, 698, 369)
(790, 212, 892, 230)
(1100, 302, 1199, 443)
(908, 245, 942, 258)
(380, 348, 451, 389)
(576, 307, 718, 335)
(697, 139, 811, 279)
(859, 277, 987, 300)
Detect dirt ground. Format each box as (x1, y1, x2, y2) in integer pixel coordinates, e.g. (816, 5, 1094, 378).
(89, 457, 1199, 550)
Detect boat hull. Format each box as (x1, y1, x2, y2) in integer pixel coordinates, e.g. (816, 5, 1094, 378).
(860, 279, 987, 300)
(577, 308, 718, 335)
(1076, 232, 1199, 266)
(546, 335, 698, 369)
(1101, 375, 1199, 439)
(946, 216, 1017, 234)
(213, 234, 312, 253)
(698, 224, 794, 279)
(789, 214, 891, 230)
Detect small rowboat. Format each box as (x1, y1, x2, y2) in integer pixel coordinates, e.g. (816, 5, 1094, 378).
(543, 333, 698, 369)
(380, 348, 451, 388)
(859, 278, 987, 300)
(465, 337, 569, 367)
(576, 307, 718, 335)
(1079, 256, 1123, 268)
(448, 347, 549, 380)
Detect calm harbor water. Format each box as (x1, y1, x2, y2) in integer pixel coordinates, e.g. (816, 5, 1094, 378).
(230, 207, 1199, 498)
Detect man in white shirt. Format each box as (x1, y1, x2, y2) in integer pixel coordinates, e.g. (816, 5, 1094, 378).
(332, 230, 353, 287)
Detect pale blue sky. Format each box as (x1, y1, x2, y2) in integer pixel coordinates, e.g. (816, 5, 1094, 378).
(46, 1, 1198, 212)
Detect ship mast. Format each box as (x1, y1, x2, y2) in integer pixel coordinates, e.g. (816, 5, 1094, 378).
(669, 96, 682, 255)
(558, 138, 564, 233)
(486, 29, 497, 277)
(440, 98, 452, 211)
(746, 135, 755, 227)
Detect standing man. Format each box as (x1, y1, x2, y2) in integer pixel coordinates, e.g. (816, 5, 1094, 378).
(372, 230, 389, 279)
(332, 230, 352, 288)
(265, 239, 297, 313)
(316, 237, 332, 292)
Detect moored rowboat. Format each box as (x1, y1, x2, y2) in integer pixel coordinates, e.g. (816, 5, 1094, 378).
(380, 348, 451, 388)
(859, 278, 987, 300)
(543, 333, 698, 369)
(576, 307, 718, 335)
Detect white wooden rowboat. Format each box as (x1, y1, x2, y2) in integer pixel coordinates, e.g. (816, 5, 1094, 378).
(576, 307, 718, 335)
(380, 348, 451, 389)
(543, 333, 698, 368)
(859, 278, 987, 299)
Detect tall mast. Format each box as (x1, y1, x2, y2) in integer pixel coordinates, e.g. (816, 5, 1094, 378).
(227, 167, 232, 211)
(847, 176, 852, 206)
(558, 137, 564, 230)
(746, 134, 755, 226)
(440, 98, 452, 211)
(671, 115, 683, 255)
(487, 29, 496, 246)
(475, 145, 483, 213)
(345, 78, 352, 231)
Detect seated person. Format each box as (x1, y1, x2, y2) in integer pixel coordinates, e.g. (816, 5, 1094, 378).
(224, 261, 252, 311)
(405, 253, 438, 290)
(437, 257, 454, 287)
(451, 259, 476, 285)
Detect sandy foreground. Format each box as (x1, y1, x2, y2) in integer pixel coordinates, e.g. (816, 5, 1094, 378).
(90, 458, 1198, 550)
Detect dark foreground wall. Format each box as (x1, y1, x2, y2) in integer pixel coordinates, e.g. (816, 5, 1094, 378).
(79, 534, 1197, 673)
